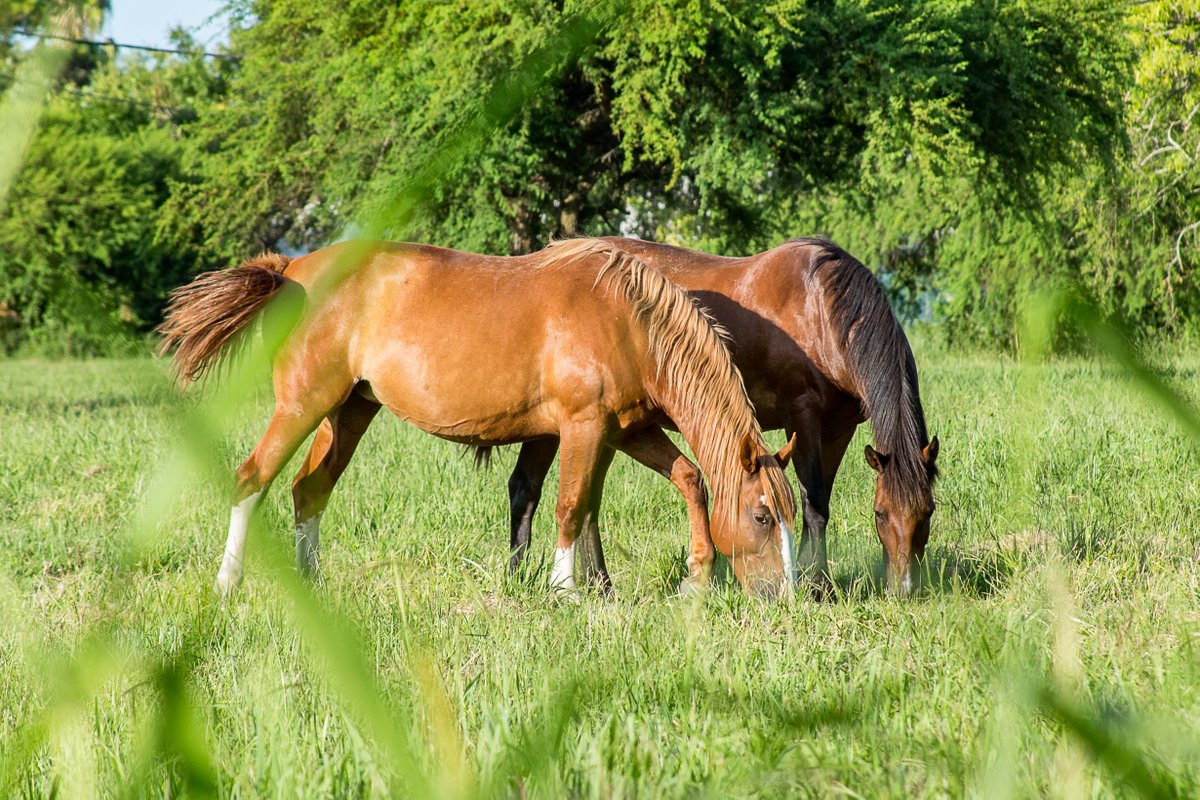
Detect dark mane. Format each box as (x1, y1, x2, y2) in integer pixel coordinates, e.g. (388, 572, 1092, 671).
(792, 237, 937, 509)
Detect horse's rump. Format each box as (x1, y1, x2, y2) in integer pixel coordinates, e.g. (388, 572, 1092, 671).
(157, 253, 299, 385)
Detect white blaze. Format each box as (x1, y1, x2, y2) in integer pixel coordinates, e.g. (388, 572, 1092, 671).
(763, 494, 796, 594)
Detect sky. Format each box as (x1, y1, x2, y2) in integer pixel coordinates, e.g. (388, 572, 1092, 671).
(99, 0, 228, 50)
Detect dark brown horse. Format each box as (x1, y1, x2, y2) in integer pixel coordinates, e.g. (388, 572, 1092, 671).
(158, 239, 799, 597)
(507, 237, 939, 596)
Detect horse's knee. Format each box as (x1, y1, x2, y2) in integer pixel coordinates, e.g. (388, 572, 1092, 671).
(554, 497, 586, 533)
(555, 498, 581, 526)
(802, 500, 828, 537)
(234, 457, 271, 501)
(506, 469, 524, 498)
(509, 466, 542, 502)
(674, 460, 708, 504)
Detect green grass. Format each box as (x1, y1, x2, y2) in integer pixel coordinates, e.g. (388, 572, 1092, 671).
(3, 352, 1200, 797)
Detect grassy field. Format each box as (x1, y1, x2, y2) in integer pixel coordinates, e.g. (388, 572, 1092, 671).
(2, 351, 1200, 798)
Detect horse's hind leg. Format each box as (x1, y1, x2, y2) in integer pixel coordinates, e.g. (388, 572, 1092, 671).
(507, 438, 558, 571)
(215, 381, 349, 593)
(289, 391, 381, 578)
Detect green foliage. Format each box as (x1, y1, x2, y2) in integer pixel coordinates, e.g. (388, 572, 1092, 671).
(1081, 1, 1200, 333)
(159, 0, 633, 261)
(617, 0, 1130, 252)
(0, 37, 228, 354)
(0, 0, 1190, 349)
(0, 106, 173, 353)
(160, 0, 1132, 259)
(798, 2, 1200, 347)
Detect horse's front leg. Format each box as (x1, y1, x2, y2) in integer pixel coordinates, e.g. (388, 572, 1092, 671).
(613, 426, 714, 594)
(551, 422, 613, 595)
(786, 412, 847, 599)
(290, 391, 381, 579)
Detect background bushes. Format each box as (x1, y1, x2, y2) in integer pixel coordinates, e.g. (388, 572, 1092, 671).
(2, 0, 1197, 353)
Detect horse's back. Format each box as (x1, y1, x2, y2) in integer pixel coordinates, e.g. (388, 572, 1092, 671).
(278, 240, 652, 444)
(595, 237, 849, 427)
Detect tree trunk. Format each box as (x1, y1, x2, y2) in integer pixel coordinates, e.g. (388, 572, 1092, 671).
(510, 197, 535, 255)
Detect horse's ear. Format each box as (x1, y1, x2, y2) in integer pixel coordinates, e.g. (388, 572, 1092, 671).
(864, 445, 889, 473)
(739, 431, 759, 474)
(775, 432, 798, 469)
(922, 436, 940, 468)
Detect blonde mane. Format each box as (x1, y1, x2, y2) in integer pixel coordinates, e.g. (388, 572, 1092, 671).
(543, 239, 796, 529)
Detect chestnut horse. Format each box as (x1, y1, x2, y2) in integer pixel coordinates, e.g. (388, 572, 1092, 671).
(158, 239, 798, 597)
(507, 237, 939, 596)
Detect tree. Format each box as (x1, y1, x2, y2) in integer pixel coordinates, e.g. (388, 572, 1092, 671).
(822, 1, 1200, 345)
(0, 0, 1145, 349)
(1082, 1, 1200, 332)
(0, 34, 229, 354)
(164, 0, 1131, 263)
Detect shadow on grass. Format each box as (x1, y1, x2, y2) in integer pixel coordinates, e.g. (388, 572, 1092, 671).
(640, 542, 1016, 603)
(920, 547, 1016, 598)
(0, 392, 174, 414)
(825, 545, 1017, 602)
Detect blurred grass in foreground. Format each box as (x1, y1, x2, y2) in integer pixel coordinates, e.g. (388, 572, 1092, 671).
(3, 1, 1200, 797)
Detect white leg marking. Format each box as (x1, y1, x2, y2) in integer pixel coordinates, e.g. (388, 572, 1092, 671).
(215, 490, 262, 593)
(780, 521, 797, 595)
(796, 509, 828, 580)
(550, 543, 576, 592)
(295, 511, 323, 577)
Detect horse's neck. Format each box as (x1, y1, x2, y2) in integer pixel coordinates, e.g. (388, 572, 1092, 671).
(856, 337, 924, 451)
(649, 381, 734, 492)
(798, 308, 867, 407)
(800, 256, 904, 423)
(807, 303, 921, 446)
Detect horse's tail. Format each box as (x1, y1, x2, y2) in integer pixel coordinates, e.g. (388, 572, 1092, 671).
(156, 252, 300, 386)
(472, 446, 494, 468)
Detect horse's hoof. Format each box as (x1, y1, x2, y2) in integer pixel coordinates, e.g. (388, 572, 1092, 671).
(677, 577, 709, 597)
(551, 586, 582, 604)
(214, 570, 242, 597)
(807, 577, 834, 602)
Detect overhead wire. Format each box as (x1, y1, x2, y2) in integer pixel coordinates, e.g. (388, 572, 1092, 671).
(10, 27, 239, 61)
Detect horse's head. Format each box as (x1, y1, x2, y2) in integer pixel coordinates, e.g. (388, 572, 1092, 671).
(711, 432, 800, 599)
(864, 436, 939, 596)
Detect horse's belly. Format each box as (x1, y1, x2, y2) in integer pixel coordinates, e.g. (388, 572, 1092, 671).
(359, 339, 554, 443)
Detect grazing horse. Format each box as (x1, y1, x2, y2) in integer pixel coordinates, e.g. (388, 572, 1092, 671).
(507, 237, 939, 596)
(157, 239, 798, 597)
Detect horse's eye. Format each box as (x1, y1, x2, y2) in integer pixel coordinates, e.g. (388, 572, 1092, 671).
(752, 511, 770, 526)
(874, 509, 887, 522)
